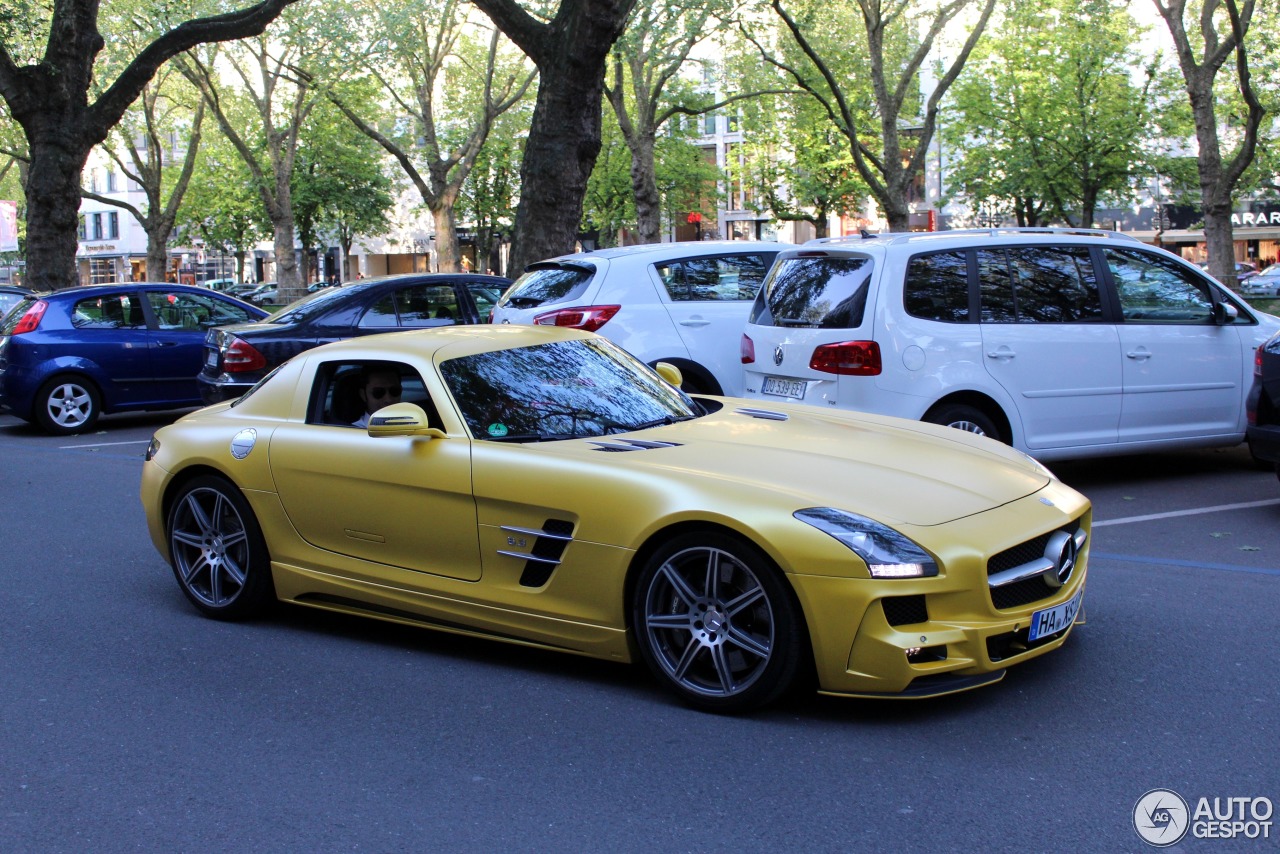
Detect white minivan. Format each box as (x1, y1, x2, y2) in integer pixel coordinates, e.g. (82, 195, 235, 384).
(741, 228, 1280, 461)
(492, 241, 786, 396)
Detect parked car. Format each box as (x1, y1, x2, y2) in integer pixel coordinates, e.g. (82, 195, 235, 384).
(200, 278, 239, 292)
(198, 272, 511, 404)
(1199, 261, 1258, 283)
(1247, 329, 1280, 480)
(491, 241, 786, 396)
(0, 283, 268, 434)
(142, 325, 1090, 712)
(0, 284, 33, 319)
(1242, 266, 1280, 297)
(741, 228, 1280, 461)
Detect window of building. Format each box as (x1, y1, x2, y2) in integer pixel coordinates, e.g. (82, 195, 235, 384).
(78, 215, 87, 240)
(106, 171, 118, 192)
(107, 212, 119, 239)
(90, 213, 103, 241)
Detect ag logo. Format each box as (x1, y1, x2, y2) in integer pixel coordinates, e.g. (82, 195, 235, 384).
(1133, 788, 1189, 847)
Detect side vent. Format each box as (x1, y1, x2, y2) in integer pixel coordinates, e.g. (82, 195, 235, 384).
(497, 520, 575, 587)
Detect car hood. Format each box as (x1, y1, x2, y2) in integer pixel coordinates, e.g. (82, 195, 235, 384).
(529, 402, 1052, 527)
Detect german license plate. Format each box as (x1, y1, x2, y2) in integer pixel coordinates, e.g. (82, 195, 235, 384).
(762, 376, 806, 399)
(205, 350, 219, 369)
(1028, 588, 1083, 641)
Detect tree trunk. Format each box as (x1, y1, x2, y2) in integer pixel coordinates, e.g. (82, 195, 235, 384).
(432, 204, 461, 273)
(629, 134, 662, 245)
(24, 135, 92, 290)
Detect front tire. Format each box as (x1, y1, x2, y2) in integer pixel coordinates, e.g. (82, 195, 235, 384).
(35, 376, 101, 435)
(166, 476, 275, 620)
(631, 532, 804, 712)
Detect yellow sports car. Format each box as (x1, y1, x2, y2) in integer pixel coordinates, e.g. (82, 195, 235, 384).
(141, 326, 1089, 712)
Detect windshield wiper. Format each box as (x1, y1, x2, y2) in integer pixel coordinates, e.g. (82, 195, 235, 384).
(628, 414, 697, 431)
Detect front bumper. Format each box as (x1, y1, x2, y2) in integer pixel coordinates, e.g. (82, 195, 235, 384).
(789, 485, 1090, 698)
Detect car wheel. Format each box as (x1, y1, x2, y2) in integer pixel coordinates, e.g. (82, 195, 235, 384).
(632, 532, 804, 712)
(166, 475, 275, 620)
(924, 403, 1003, 443)
(34, 376, 101, 435)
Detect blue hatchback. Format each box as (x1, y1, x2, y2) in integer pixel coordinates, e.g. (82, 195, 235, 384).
(0, 283, 268, 434)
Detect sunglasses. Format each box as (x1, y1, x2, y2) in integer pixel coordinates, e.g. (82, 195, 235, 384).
(367, 385, 402, 400)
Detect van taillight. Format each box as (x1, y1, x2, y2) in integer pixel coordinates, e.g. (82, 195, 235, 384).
(810, 341, 881, 376)
(741, 334, 756, 364)
(11, 300, 47, 335)
(222, 337, 267, 372)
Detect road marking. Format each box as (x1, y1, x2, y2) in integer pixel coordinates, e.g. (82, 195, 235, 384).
(57, 439, 152, 450)
(1091, 552, 1280, 577)
(1093, 498, 1280, 528)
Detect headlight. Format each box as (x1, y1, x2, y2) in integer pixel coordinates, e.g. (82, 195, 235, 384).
(794, 508, 938, 578)
(145, 436, 160, 461)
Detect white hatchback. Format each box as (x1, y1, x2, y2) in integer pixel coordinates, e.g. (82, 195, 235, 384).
(491, 241, 787, 395)
(741, 228, 1280, 461)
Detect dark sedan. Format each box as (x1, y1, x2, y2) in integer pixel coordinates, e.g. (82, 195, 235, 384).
(198, 272, 511, 403)
(1247, 329, 1280, 480)
(0, 284, 33, 319)
(0, 283, 268, 434)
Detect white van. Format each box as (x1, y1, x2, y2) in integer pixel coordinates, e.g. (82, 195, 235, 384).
(741, 228, 1280, 461)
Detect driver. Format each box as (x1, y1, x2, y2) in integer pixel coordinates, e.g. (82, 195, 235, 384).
(352, 366, 402, 428)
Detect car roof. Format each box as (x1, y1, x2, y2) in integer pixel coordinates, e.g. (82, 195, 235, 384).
(535, 240, 789, 265)
(800, 227, 1146, 252)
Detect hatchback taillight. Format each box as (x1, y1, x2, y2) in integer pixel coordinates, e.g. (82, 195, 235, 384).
(810, 341, 882, 376)
(533, 305, 620, 332)
(741, 334, 756, 364)
(1257, 345, 1264, 378)
(222, 337, 267, 372)
(11, 300, 47, 335)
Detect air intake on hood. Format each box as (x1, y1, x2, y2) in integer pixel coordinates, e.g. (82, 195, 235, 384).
(589, 439, 683, 452)
(735, 408, 789, 421)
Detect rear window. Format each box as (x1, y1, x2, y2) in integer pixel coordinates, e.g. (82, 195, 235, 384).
(749, 255, 873, 329)
(499, 263, 596, 310)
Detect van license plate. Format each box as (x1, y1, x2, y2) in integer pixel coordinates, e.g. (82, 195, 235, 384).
(762, 377, 806, 399)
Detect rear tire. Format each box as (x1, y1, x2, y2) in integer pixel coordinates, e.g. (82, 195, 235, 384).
(924, 403, 1004, 444)
(34, 376, 101, 435)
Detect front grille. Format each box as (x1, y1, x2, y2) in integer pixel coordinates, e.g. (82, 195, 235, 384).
(987, 522, 1081, 611)
(882, 595, 928, 627)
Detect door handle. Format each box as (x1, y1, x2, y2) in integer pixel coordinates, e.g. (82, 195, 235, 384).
(679, 319, 711, 328)
(985, 346, 1015, 361)
(156, 341, 178, 348)
(1126, 348, 1151, 361)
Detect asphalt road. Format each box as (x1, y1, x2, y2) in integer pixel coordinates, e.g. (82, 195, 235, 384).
(2, 409, 1277, 853)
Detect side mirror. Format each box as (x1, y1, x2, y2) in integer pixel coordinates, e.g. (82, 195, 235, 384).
(367, 402, 447, 439)
(1212, 301, 1239, 325)
(654, 361, 683, 388)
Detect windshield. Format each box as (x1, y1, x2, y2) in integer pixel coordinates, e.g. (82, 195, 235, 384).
(440, 337, 697, 441)
(497, 263, 596, 310)
(750, 255, 874, 329)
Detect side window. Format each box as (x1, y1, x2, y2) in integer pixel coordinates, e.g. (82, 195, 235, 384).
(359, 294, 399, 327)
(977, 249, 1017, 322)
(904, 251, 969, 322)
(656, 254, 771, 302)
(309, 360, 438, 428)
(1006, 247, 1103, 323)
(71, 294, 146, 329)
(148, 291, 255, 330)
(468, 284, 503, 322)
(1103, 248, 1214, 323)
(396, 285, 460, 327)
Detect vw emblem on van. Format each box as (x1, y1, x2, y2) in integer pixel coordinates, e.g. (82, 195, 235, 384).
(773, 345, 784, 366)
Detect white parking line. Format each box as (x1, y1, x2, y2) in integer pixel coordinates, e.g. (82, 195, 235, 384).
(57, 439, 152, 450)
(1094, 498, 1280, 528)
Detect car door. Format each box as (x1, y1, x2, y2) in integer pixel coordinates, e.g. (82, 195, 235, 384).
(977, 246, 1123, 450)
(144, 289, 262, 405)
(357, 282, 465, 332)
(655, 251, 776, 396)
(1099, 247, 1247, 442)
(66, 291, 153, 405)
(268, 359, 483, 583)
